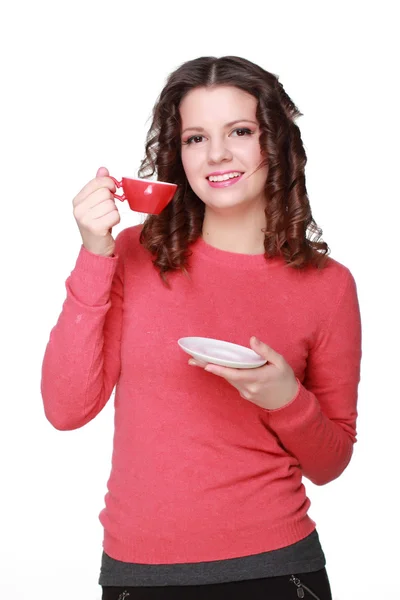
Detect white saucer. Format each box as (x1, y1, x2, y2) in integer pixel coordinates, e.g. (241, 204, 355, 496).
(178, 337, 267, 369)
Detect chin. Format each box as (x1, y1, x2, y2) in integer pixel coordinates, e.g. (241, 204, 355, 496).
(203, 199, 254, 212)
(200, 189, 259, 210)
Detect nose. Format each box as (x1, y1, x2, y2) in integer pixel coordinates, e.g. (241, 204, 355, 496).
(207, 136, 233, 165)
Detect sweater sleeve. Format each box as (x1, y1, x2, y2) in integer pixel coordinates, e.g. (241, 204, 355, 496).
(265, 269, 362, 486)
(40, 230, 128, 430)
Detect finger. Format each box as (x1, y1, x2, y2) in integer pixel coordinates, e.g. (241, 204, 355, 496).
(96, 166, 109, 178)
(249, 336, 282, 365)
(74, 176, 116, 206)
(88, 199, 119, 221)
(73, 189, 114, 221)
(188, 359, 208, 368)
(84, 187, 115, 210)
(204, 364, 242, 381)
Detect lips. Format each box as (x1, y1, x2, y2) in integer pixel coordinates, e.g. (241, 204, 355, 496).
(206, 173, 244, 188)
(206, 170, 244, 181)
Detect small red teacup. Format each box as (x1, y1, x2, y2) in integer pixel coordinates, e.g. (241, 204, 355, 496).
(110, 176, 177, 214)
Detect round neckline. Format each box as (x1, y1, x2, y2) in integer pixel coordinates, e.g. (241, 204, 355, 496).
(191, 236, 281, 270)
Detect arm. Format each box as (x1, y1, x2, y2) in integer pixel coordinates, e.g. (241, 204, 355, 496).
(40, 229, 128, 431)
(266, 270, 362, 485)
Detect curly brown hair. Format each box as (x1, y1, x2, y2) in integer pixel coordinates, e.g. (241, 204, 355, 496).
(138, 56, 329, 284)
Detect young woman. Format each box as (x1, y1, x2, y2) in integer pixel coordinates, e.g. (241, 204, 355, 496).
(41, 56, 361, 600)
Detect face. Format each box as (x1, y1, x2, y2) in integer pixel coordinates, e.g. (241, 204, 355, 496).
(179, 85, 268, 213)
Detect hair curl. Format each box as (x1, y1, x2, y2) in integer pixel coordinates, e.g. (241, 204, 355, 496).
(138, 56, 329, 285)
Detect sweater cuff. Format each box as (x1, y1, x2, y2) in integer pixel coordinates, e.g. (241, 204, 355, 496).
(265, 380, 321, 435)
(67, 245, 119, 307)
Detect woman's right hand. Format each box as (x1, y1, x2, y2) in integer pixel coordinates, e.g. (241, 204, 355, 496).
(73, 167, 121, 257)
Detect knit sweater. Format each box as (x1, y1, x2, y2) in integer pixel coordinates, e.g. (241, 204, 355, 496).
(41, 224, 362, 565)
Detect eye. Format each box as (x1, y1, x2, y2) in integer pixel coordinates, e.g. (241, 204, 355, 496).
(231, 128, 253, 137)
(183, 135, 204, 145)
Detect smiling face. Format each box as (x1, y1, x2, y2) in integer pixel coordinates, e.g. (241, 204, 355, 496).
(179, 85, 269, 213)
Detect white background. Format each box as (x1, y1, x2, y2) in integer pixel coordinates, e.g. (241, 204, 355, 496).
(1, 1, 399, 598)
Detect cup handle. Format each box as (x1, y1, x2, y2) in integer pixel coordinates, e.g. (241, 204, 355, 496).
(109, 176, 126, 202)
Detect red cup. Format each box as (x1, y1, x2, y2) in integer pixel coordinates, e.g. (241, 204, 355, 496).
(110, 176, 178, 215)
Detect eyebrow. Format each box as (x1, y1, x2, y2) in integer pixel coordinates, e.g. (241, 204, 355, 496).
(181, 119, 258, 135)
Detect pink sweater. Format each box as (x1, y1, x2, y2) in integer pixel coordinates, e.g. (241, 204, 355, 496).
(41, 225, 362, 564)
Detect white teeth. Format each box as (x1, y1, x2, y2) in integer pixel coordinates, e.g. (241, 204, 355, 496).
(208, 172, 242, 182)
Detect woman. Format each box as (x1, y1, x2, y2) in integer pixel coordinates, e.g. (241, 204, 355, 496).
(41, 56, 362, 599)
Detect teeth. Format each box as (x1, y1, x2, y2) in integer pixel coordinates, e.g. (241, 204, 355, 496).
(208, 172, 242, 182)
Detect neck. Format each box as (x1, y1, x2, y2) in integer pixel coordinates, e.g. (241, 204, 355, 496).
(202, 202, 267, 255)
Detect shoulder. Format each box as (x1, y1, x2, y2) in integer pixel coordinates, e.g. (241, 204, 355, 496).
(288, 254, 358, 316)
(297, 256, 361, 343)
(297, 254, 355, 288)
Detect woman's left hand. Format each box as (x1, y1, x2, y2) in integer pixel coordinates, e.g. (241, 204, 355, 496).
(188, 336, 299, 410)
